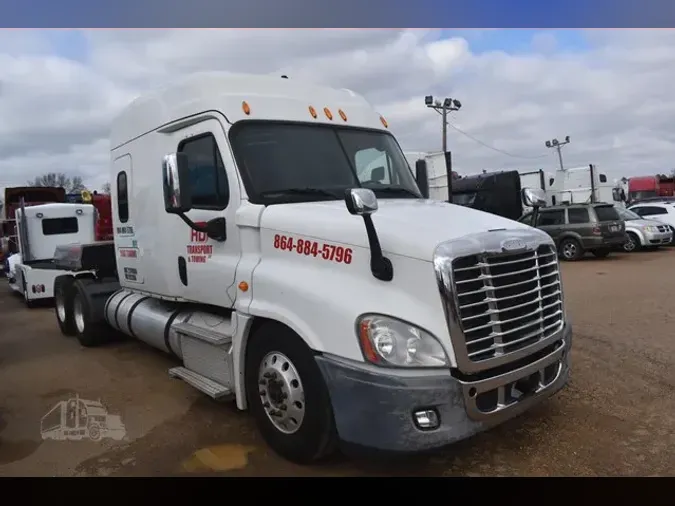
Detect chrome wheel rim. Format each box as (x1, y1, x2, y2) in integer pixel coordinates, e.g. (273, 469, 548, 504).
(56, 291, 67, 322)
(258, 352, 305, 434)
(623, 237, 636, 252)
(73, 296, 85, 333)
(562, 242, 577, 259)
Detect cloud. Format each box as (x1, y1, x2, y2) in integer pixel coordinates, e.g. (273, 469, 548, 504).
(1, 28, 674, 196)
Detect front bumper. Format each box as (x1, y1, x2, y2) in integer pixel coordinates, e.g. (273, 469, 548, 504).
(643, 230, 672, 245)
(317, 323, 571, 453)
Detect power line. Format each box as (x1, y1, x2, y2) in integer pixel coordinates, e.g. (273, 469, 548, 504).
(446, 122, 551, 160)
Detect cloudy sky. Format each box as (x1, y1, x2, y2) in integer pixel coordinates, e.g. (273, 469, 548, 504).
(0, 29, 674, 194)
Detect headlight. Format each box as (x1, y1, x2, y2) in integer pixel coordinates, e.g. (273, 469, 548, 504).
(645, 226, 657, 232)
(356, 314, 448, 368)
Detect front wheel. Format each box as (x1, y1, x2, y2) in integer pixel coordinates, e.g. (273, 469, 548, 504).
(559, 238, 583, 261)
(22, 279, 35, 308)
(623, 232, 641, 253)
(245, 322, 338, 465)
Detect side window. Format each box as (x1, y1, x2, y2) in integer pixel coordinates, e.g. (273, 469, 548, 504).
(599, 174, 607, 183)
(634, 206, 666, 216)
(355, 148, 393, 185)
(519, 213, 533, 225)
(117, 171, 129, 223)
(568, 208, 590, 224)
(537, 210, 565, 226)
(178, 133, 229, 210)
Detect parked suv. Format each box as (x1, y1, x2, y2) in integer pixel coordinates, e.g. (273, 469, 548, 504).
(518, 203, 627, 261)
(616, 206, 672, 252)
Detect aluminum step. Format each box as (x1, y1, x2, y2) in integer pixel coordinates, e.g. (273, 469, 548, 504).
(173, 321, 232, 345)
(168, 367, 232, 400)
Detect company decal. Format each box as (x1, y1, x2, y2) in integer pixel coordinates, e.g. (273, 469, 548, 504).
(273, 234, 353, 264)
(116, 226, 134, 236)
(187, 222, 213, 263)
(123, 267, 138, 281)
(118, 247, 138, 259)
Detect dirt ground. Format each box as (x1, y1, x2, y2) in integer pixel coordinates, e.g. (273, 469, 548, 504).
(0, 248, 673, 477)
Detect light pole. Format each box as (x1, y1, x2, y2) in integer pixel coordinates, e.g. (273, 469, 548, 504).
(545, 136, 570, 171)
(425, 95, 462, 153)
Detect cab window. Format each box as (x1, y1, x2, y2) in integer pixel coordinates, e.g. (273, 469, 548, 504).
(178, 133, 230, 210)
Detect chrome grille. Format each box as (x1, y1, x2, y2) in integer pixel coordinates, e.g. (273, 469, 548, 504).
(451, 244, 564, 363)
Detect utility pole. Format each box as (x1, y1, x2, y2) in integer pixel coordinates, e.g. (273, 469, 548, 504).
(545, 136, 571, 171)
(425, 96, 462, 153)
(425, 95, 462, 203)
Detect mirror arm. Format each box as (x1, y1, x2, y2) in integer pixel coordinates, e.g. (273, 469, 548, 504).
(362, 215, 393, 282)
(177, 213, 227, 242)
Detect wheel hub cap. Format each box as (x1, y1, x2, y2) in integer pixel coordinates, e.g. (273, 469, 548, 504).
(73, 297, 85, 333)
(258, 352, 305, 434)
(56, 292, 66, 322)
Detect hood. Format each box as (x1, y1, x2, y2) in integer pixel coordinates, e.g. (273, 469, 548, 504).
(259, 198, 539, 261)
(626, 218, 668, 229)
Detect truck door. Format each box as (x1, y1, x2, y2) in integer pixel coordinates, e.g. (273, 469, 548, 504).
(168, 118, 241, 307)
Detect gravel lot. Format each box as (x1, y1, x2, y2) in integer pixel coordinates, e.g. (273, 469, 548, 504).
(0, 248, 673, 476)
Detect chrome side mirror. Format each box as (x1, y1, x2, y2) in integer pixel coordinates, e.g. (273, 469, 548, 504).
(345, 188, 378, 216)
(521, 187, 546, 208)
(162, 153, 192, 214)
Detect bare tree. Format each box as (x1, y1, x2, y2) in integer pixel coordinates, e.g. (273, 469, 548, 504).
(101, 182, 111, 194)
(28, 172, 86, 193)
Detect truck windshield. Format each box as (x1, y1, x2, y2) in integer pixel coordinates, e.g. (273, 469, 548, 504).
(230, 122, 422, 204)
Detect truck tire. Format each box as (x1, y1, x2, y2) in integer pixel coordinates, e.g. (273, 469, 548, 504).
(71, 278, 113, 348)
(559, 238, 583, 261)
(54, 276, 76, 336)
(623, 232, 641, 253)
(22, 279, 36, 309)
(245, 322, 338, 465)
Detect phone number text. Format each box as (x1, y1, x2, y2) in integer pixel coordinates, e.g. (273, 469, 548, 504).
(273, 234, 353, 264)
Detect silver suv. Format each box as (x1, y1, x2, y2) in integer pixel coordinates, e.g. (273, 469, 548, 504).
(616, 206, 673, 252)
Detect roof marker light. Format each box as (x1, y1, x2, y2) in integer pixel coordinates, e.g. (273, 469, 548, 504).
(338, 109, 347, 121)
(309, 106, 317, 118)
(242, 101, 251, 115)
(324, 107, 333, 120)
(380, 115, 388, 128)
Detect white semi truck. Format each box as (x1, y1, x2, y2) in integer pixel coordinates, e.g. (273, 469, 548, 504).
(7, 201, 96, 307)
(52, 72, 572, 464)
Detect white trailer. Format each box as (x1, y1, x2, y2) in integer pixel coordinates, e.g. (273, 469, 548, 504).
(7, 202, 96, 307)
(53, 72, 572, 464)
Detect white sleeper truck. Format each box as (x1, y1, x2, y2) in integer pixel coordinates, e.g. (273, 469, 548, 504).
(8, 202, 96, 307)
(53, 72, 572, 464)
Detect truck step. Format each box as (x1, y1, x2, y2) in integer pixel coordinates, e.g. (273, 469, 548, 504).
(173, 321, 232, 345)
(168, 367, 232, 400)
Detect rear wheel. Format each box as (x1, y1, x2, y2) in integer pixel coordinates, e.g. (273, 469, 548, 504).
(71, 278, 113, 348)
(245, 322, 338, 465)
(559, 238, 583, 261)
(54, 276, 76, 336)
(623, 232, 641, 253)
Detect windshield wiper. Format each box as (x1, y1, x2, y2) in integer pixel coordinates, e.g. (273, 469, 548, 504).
(259, 188, 343, 199)
(365, 186, 420, 198)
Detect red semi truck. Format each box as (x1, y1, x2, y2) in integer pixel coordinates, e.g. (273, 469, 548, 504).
(627, 175, 675, 204)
